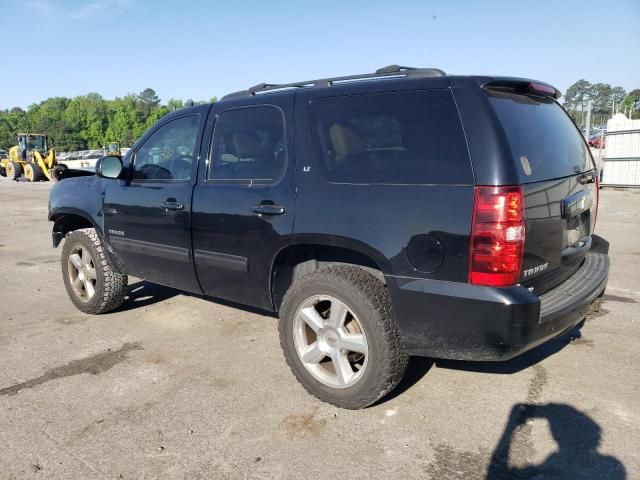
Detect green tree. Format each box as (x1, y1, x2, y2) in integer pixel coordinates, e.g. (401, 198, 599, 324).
(64, 93, 108, 149)
(27, 97, 70, 148)
(137, 88, 160, 118)
(0, 88, 219, 151)
(563, 79, 591, 125)
(588, 83, 613, 124)
(144, 106, 170, 129)
(621, 89, 640, 119)
(166, 98, 184, 111)
(0, 107, 29, 149)
(105, 95, 140, 147)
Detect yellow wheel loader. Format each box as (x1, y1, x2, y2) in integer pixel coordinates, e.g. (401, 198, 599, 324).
(103, 142, 121, 158)
(0, 133, 57, 182)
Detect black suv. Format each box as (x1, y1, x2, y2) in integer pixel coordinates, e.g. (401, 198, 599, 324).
(49, 65, 609, 409)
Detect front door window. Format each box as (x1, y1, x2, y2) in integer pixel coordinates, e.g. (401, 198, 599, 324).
(133, 115, 200, 181)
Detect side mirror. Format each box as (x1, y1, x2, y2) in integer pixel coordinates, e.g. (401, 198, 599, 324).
(96, 156, 123, 179)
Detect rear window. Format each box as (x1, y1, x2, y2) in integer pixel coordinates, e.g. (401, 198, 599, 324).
(488, 92, 593, 183)
(309, 90, 472, 185)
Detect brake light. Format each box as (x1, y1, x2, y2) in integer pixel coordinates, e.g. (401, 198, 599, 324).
(528, 82, 557, 97)
(469, 186, 525, 286)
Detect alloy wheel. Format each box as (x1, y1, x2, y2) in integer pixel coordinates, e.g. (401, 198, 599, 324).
(67, 245, 98, 302)
(293, 295, 368, 388)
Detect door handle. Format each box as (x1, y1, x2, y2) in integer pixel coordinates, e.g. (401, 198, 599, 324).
(160, 201, 184, 211)
(251, 203, 285, 216)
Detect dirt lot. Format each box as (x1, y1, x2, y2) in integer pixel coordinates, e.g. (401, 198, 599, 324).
(0, 179, 638, 480)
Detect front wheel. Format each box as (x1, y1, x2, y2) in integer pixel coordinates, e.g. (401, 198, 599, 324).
(24, 163, 46, 182)
(61, 228, 128, 314)
(279, 265, 408, 409)
(6, 162, 22, 181)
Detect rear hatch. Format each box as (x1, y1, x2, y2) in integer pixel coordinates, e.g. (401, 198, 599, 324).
(486, 87, 598, 294)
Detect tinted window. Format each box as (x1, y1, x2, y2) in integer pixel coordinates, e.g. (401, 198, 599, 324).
(488, 92, 592, 182)
(209, 106, 286, 185)
(133, 115, 199, 181)
(310, 91, 472, 184)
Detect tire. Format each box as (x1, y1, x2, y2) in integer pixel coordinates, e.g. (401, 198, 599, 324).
(61, 228, 128, 314)
(279, 265, 408, 409)
(51, 164, 68, 181)
(6, 162, 22, 181)
(24, 163, 46, 182)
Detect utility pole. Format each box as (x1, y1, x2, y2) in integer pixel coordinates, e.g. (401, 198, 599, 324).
(585, 100, 593, 141)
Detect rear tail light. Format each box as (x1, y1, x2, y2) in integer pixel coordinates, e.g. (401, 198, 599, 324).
(469, 186, 525, 287)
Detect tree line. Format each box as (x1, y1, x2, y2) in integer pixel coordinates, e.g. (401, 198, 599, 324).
(563, 80, 640, 127)
(0, 88, 216, 151)
(2, 81, 638, 152)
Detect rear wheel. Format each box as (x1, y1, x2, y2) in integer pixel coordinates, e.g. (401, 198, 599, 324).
(6, 162, 22, 181)
(61, 228, 128, 314)
(279, 265, 408, 409)
(24, 163, 46, 182)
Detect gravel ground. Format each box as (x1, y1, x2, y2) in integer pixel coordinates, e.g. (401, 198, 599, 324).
(0, 179, 638, 479)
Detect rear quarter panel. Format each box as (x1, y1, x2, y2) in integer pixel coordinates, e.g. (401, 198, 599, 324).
(292, 88, 474, 282)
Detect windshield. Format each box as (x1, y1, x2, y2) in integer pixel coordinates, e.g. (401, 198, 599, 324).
(26, 136, 47, 152)
(488, 92, 593, 183)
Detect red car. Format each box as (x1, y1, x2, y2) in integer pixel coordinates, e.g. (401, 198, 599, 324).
(588, 133, 606, 148)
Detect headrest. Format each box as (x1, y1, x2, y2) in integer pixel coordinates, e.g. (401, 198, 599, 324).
(228, 130, 262, 158)
(329, 124, 365, 157)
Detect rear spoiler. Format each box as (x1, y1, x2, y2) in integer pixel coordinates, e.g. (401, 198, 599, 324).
(482, 79, 562, 100)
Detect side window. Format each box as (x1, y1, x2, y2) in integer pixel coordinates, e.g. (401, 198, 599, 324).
(309, 91, 472, 185)
(209, 106, 286, 185)
(133, 115, 200, 181)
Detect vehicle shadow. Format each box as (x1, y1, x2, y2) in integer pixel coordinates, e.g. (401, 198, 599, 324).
(116, 280, 180, 312)
(486, 402, 626, 479)
(437, 320, 585, 375)
(116, 280, 278, 318)
(373, 356, 436, 405)
(375, 322, 585, 406)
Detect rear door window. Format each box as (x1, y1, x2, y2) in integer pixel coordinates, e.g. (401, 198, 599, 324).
(208, 106, 286, 185)
(309, 90, 472, 185)
(487, 92, 593, 183)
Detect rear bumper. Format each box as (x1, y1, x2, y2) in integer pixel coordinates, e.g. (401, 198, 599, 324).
(387, 235, 609, 361)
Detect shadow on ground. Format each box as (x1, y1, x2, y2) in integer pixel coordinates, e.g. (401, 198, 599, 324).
(116, 280, 180, 311)
(117, 280, 277, 318)
(104, 284, 628, 477)
(438, 321, 586, 375)
(486, 403, 626, 479)
(376, 322, 586, 406)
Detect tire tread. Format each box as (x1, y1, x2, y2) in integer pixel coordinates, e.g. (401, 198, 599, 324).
(279, 264, 408, 409)
(63, 228, 128, 314)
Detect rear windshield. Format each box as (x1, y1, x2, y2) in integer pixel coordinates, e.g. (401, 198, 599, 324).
(488, 91, 593, 183)
(309, 90, 472, 185)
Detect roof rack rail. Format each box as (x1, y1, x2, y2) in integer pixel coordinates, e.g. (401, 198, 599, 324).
(222, 65, 446, 100)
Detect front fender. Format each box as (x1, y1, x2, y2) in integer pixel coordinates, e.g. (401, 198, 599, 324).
(48, 175, 108, 240)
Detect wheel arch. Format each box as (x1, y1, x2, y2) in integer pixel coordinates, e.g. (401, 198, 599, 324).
(50, 210, 101, 247)
(270, 237, 391, 312)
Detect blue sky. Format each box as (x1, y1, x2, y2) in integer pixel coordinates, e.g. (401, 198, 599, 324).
(1, 0, 638, 109)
